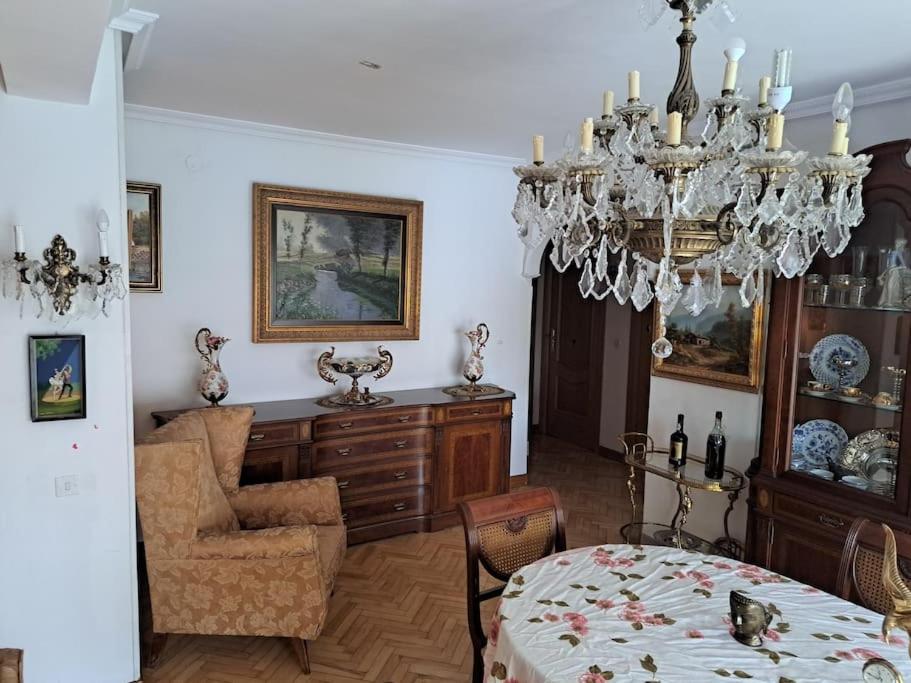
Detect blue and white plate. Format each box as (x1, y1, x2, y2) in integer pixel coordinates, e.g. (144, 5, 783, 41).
(792, 419, 849, 467)
(809, 334, 870, 388)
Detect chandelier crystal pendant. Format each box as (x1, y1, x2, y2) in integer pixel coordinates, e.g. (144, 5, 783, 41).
(512, 0, 871, 358)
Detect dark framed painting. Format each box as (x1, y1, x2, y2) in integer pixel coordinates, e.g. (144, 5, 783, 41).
(253, 184, 423, 342)
(652, 273, 764, 392)
(28, 335, 87, 422)
(126, 181, 162, 292)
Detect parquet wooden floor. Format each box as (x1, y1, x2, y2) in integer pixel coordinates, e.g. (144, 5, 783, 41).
(141, 436, 635, 683)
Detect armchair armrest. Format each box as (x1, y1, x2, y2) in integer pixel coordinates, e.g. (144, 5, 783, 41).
(190, 526, 317, 560)
(228, 477, 344, 529)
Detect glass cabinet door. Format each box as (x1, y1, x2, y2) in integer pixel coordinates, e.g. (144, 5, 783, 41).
(788, 198, 911, 500)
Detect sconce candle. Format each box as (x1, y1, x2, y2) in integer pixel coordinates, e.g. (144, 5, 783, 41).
(628, 70, 640, 101)
(532, 135, 544, 163)
(13, 225, 25, 253)
(96, 209, 110, 259)
(602, 90, 615, 117)
(758, 76, 771, 106)
(666, 112, 683, 146)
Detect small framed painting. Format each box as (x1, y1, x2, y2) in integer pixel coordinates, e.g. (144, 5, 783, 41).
(28, 335, 87, 422)
(652, 273, 764, 392)
(253, 184, 423, 342)
(126, 181, 162, 292)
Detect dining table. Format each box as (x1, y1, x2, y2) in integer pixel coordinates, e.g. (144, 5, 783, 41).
(484, 544, 911, 682)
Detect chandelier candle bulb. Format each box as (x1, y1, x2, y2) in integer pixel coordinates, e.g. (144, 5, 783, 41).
(722, 37, 746, 94)
(628, 70, 640, 101)
(767, 113, 785, 150)
(649, 107, 659, 127)
(602, 90, 615, 117)
(581, 118, 594, 153)
(96, 209, 110, 259)
(758, 76, 771, 106)
(666, 112, 683, 146)
(13, 224, 25, 253)
(841, 137, 850, 156)
(830, 121, 848, 156)
(532, 135, 544, 164)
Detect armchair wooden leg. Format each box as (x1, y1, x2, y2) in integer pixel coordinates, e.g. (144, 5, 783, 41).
(472, 647, 484, 683)
(290, 638, 311, 674)
(145, 632, 169, 669)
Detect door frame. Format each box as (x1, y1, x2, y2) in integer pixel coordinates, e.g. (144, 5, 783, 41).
(528, 263, 652, 452)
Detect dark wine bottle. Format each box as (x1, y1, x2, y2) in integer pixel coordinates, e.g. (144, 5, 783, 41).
(705, 411, 727, 480)
(669, 414, 687, 467)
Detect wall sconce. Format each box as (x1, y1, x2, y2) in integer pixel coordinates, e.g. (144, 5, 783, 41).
(1, 212, 126, 319)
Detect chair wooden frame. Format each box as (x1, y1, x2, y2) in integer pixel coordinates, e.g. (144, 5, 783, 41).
(458, 487, 566, 683)
(837, 517, 911, 614)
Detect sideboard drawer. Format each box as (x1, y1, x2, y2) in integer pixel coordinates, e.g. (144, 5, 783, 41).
(341, 487, 430, 528)
(314, 407, 432, 438)
(333, 457, 431, 501)
(773, 492, 852, 538)
(441, 401, 505, 423)
(312, 428, 433, 472)
(247, 421, 299, 448)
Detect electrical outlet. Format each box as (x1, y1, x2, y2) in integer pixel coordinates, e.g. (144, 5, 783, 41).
(55, 475, 79, 497)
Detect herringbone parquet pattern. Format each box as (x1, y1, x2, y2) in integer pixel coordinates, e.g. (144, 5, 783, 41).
(141, 436, 635, 682)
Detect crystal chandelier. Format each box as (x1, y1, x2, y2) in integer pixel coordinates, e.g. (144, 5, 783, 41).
(512, 0, 871, 358)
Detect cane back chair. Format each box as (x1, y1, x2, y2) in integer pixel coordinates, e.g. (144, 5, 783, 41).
(458, 487, 566, 683)
(836, 517, 911, 614)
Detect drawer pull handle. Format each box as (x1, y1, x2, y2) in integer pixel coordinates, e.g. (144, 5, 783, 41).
(397, 416, 412, 423)
(817, 513, 845, 529)
(337, 480, 350, 489)
(393, 471, 408, 480)
(336, 447, 352, 456)
(393, 440, 408, 449)
(471, 409, 482, 415)
(338, 421, 354, 429)
(249, 433, 266, 441)
(393, 502, 407, 511)
(341, 513, 349, 522)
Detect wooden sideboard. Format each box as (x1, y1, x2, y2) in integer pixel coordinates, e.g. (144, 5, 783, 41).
(152, 387, 514, 544)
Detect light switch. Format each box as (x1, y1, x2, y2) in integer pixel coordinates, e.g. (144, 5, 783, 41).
(55, 475, 79, 497)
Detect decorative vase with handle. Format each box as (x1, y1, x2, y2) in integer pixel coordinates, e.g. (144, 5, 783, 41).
(462, 323, 490, 390)
(195, 327, 230, 406)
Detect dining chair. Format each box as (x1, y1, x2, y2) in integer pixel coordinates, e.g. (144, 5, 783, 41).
(458, 487, 566, 683)
(836, 517, 911, 613)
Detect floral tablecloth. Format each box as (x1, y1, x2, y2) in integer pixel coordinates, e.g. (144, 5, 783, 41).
(484, 544, 911, 682)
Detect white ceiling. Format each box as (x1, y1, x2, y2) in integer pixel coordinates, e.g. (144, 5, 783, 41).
(123, 0, 911, 157)
(0, 0, 113, 103)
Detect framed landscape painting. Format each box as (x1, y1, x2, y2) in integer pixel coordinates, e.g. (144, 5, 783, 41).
(253, 184, 423, 342)
(29, 335, 86, 422)
(126, 181, 162, 292)
(651, 273, 764, 392)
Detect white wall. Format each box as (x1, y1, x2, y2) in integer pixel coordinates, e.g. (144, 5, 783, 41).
(125, 108, 533, 474)
(0, 31, 139, 683)
(643, 97, 911, 545)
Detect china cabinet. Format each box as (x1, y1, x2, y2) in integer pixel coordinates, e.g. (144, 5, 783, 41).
(747, 139, 911, 593)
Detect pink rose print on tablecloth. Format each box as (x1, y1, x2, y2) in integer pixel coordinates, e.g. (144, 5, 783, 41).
(595, 599, 615, 610)
(591, 548, 635, 569)
(686, 629, 704, 638)
(489, 615, 500, 646)
(579, 673, 609, 683)
(563, 612, 590, 636)
(543, 612, 560, 623)
(618, 600, 674, 629)
(713, 561, 732, 570)
(735, 563, 787, 585)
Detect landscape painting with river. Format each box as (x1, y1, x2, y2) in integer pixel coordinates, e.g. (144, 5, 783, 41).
(270, 206, 404, 326)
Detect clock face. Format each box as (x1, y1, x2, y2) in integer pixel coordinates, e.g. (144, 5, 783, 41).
(864, 658, 903, 683)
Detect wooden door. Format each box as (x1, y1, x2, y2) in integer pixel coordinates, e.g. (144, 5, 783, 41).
(435, 420, 505, 512)
(541, 263, 606, 451)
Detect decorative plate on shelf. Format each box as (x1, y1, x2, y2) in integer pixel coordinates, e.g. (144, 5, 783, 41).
(839, 428, 899, 495)
(792, 419, 849, 467)
(809, 334, 870, 388)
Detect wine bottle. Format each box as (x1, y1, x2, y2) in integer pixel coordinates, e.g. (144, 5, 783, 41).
(705, 411, 727, 480)
(669, 414, 687, 467)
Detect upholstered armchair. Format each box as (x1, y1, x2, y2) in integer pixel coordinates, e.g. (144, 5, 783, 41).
(0, 649, 23, 683)
(135, 406, 346, 673)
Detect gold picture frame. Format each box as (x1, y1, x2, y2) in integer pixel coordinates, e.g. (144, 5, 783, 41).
(652, 273, 764, 392)
(253, 184, 423, 343)
(126, 181, 162, 292)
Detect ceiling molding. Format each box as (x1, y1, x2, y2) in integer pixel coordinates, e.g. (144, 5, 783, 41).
(109, 9, 158, 34)
(124, 104, 524, 167)
(787, 77, 911, 120)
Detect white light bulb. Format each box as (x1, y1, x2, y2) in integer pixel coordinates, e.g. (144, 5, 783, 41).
(832, 82, 854, 126)
(724, 37, 747, 63)
(772, 48, 793, 87)
(96, 209, 110, 233)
